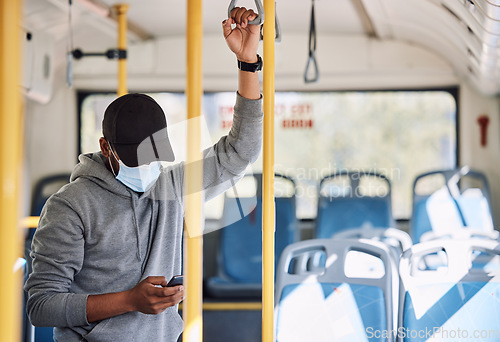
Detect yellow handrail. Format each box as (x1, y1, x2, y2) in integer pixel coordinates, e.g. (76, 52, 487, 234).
(262, 0, 276, 341)
(114, 4, 128, 97)
(22, 216, 40, 229)
(0, 0, 24, 341)
(184, 0, 204, 341)
(179, 302, 262, 311)
(202, 302, 262, 311)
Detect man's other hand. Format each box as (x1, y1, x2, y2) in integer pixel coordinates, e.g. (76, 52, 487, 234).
(127, 276, 184, 315)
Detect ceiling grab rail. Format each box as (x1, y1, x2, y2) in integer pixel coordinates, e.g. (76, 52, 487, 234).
(114, 4, 129, 96)
(66, 2, 129, 96)
(304, 0, 319, 83)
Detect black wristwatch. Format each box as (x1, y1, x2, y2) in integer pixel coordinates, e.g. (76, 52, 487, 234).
(237, 55, 263, 72)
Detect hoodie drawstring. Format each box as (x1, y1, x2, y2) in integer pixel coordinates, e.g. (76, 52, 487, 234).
(130, 193, 142, 261)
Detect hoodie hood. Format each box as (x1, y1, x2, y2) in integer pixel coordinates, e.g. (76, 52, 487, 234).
(71, 152, 132, 198)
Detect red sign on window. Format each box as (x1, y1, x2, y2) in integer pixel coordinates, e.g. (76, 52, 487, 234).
(281, 103, 314, 129)
(282, 119, 314, 128)
(218, 103, 314, 129)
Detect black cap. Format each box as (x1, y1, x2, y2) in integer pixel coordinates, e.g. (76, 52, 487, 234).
(102, 93, 175, 167)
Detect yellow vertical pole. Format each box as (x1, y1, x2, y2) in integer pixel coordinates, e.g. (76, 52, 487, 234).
(0, 0, 23, 341)
(184, 0, 203, 341)
(114, 4, 128, 97)
(262, 0, 276, 341)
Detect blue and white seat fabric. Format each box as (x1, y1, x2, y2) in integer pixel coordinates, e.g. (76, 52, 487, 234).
(316, 172, 394, 239)
(398, 239, 500, 342)
(275, 239, 399, 342)
(410, 167, 493, 243)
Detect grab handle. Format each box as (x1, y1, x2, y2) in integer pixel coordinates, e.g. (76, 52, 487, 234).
(304, 0, 319, 83)
(259, 1, 281, 42)
(275, 3, 281, 42)
(228, 0, 265, 25)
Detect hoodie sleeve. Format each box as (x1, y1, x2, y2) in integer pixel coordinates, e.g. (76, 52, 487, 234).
(202, 92, 263, 200)
(168, 92, 263, 204)
(24, 194, 89, 328)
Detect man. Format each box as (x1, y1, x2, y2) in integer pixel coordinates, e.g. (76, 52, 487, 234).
(25, 7, 263, 341)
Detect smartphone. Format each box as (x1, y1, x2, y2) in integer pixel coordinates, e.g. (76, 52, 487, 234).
(166, 275, 183, 287)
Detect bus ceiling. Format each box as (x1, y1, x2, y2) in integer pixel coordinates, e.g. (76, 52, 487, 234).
(23, 0, 500, 95)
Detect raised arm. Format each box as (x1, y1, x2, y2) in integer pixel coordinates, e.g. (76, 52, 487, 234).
(223, 7, 261, 100)
(188, 7, 264, 202)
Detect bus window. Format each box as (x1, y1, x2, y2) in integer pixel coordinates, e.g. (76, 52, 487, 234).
(80, 90, 456, 220)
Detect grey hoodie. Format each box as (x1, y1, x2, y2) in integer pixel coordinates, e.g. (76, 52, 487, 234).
(25, 93, 263, 341)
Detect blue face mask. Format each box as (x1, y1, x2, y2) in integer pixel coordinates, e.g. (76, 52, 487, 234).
(109, 144, 162, 192)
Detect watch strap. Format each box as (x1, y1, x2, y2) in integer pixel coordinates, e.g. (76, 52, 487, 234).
(237, 55, 263, 72)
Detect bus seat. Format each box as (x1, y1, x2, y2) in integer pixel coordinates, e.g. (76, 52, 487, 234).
(420, 227, 499, 243)
(457, 188, 494, 230)
(419, 228, 500, 271)
(27, 173, 71, 244)
(398, 239, 500, 342)
(275, 238, 399, 342)
(315, 171, 394, 239)
(332, 227, 412, 261)
(410, 167, 493, 243)
(30, 173, 72, 216)
(206, 173, 297, 298)
(25, 173, 71, 274)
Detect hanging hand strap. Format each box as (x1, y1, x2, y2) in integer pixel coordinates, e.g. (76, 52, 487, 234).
(259, 1, 281, 42)
(228, 0, 265, 25)
(66, 0, 74, 87)
(274, 2, 281, 42)
(304, 0, 319, 83)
